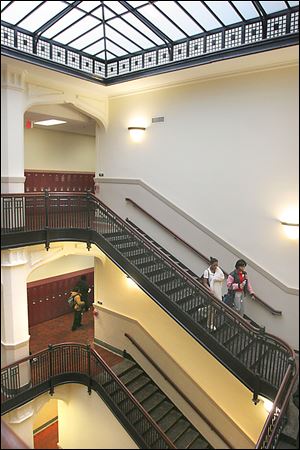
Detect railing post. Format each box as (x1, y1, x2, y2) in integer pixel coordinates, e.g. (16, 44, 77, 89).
(44, 190, 50, 251)
(48, 344, 54, 395)
(86, 344, 92, 395)
(86, 190, 91, 250)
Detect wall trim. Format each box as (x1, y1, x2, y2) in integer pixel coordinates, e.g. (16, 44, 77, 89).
(95, 177, 298, 295)
(27, 267, 94, 288)
(1, 335, 31, 349)
(1, 176, 26, 183)
(25, 169, 95, 174)
(33, 416, 58, 435)
(93, 337, 124, 357)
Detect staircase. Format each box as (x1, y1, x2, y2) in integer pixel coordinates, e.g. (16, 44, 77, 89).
(109, 357, 212, 449)
(1, 192, 295, 403)
(100, 224, 289, 399)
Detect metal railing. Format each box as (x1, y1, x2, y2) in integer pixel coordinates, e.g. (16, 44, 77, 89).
(0, 192, 296, 399)
(1, 343, 175, 449)
(125, 197, 282, 316)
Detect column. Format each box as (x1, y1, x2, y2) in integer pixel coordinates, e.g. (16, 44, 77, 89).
(1, 64, 27, 193)
(1, 248, 30, 367)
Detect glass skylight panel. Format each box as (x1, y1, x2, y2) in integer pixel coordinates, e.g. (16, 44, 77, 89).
(260, 1, 288, 14)
(105, 27, 141, 53)
(138, 4, 185, 40)
(103, 1, 128, 15)
(84, 40, 105, 55)
(77, 1, 102, 13)
(232, 1, 259, 19)
(205, 1, 241, 25)
(1, 1, 12, 11)
(42, 9, 85, 38)
(178, 1, 220, 30)
(18, 2, 67, 33)
(155, 1, 203, 36)
(1, 1, 43, 25)
(288, 1, 300, 6)
(53, 15, 101, 45)
(106, 51, 117, 60)
(127, 1, 149, 7)
(122, 13, 164, 45)
(70, 25, 103, 50)
(102, 6, 116, 20)
(106, 40, 127, 57)
(108, 17, 160, 48)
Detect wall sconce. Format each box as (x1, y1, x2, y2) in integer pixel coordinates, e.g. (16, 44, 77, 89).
(257, 395, 274, 413)
(128, 126, 146, 143)
(126, 275, 137, 287)
(280, 221, 299, 240)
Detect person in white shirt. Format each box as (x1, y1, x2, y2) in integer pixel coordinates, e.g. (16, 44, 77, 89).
(202, 257, 225, 330)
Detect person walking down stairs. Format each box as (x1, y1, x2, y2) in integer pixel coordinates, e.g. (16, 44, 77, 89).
(202, 257, 225, 330)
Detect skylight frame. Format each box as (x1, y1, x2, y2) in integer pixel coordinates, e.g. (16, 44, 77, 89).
(1, 1, 298, 81)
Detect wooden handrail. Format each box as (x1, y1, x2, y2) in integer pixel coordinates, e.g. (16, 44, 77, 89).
(125, 198, 282, 316)
(255, 361, 298, 448)
(125, 333, 232, 448)
(1, 420, 29, 449)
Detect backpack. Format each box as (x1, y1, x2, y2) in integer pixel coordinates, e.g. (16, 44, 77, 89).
(222, 290, 235, 308)
(67, 294, 76, 309)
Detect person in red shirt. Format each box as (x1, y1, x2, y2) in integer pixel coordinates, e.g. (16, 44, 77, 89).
(226, 259, 255, 317)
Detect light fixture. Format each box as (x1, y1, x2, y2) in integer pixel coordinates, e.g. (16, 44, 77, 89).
(280, 221, 299, 240)
(279, 207, 299, 240)
(126, 275, 137, 287)
(258, 395, 274, 413)
(34, 119, 67, 126)
(128, 126, 146, 143)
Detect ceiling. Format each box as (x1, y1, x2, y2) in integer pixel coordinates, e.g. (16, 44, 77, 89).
(24, 104, 96, 136)
(1, 1, 299, 84)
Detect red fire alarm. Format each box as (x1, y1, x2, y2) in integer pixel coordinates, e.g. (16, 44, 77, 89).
(25, 120, 33, 129)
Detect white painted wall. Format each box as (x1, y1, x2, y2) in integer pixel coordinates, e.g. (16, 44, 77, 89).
(27, 255, 94, 282)
(24, 127, 95, 172)
(57, 384, 138, 449)
(97, 178, 299, 350)
(100, 66, 299, 289)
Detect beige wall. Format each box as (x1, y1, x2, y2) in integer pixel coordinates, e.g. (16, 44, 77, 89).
(27, 255, 94, 282)
(33, 399, 57, 431)
(101, 66, 299, 289)
(94, 257, 268, 448)
(24, 127, 95, 172)
(57, 384, 138, 449)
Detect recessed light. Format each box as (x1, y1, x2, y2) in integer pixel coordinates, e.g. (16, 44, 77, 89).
(34, 119, 67, 126)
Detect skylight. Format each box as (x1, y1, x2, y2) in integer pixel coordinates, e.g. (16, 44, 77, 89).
(1, 1, 298, 83)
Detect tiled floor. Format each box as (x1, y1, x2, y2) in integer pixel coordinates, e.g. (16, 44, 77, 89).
(30, 310, 123, 449)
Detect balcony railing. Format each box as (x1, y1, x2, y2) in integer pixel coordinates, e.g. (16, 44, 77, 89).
(1, 343, 175, 449)
(1, 191, 297, 449)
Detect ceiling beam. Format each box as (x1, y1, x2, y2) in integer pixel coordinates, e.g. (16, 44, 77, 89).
(33, 0, 82, 37)
(119, 0, 173, 46)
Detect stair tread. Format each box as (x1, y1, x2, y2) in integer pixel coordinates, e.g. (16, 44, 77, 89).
(166, 418, 190, 441)
(119, 367, 144, 384)
(175, 427, 199, 448)
(111, 359, 136, 376)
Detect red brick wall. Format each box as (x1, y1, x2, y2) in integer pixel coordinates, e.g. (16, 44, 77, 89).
(27, 268, 94, 326)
